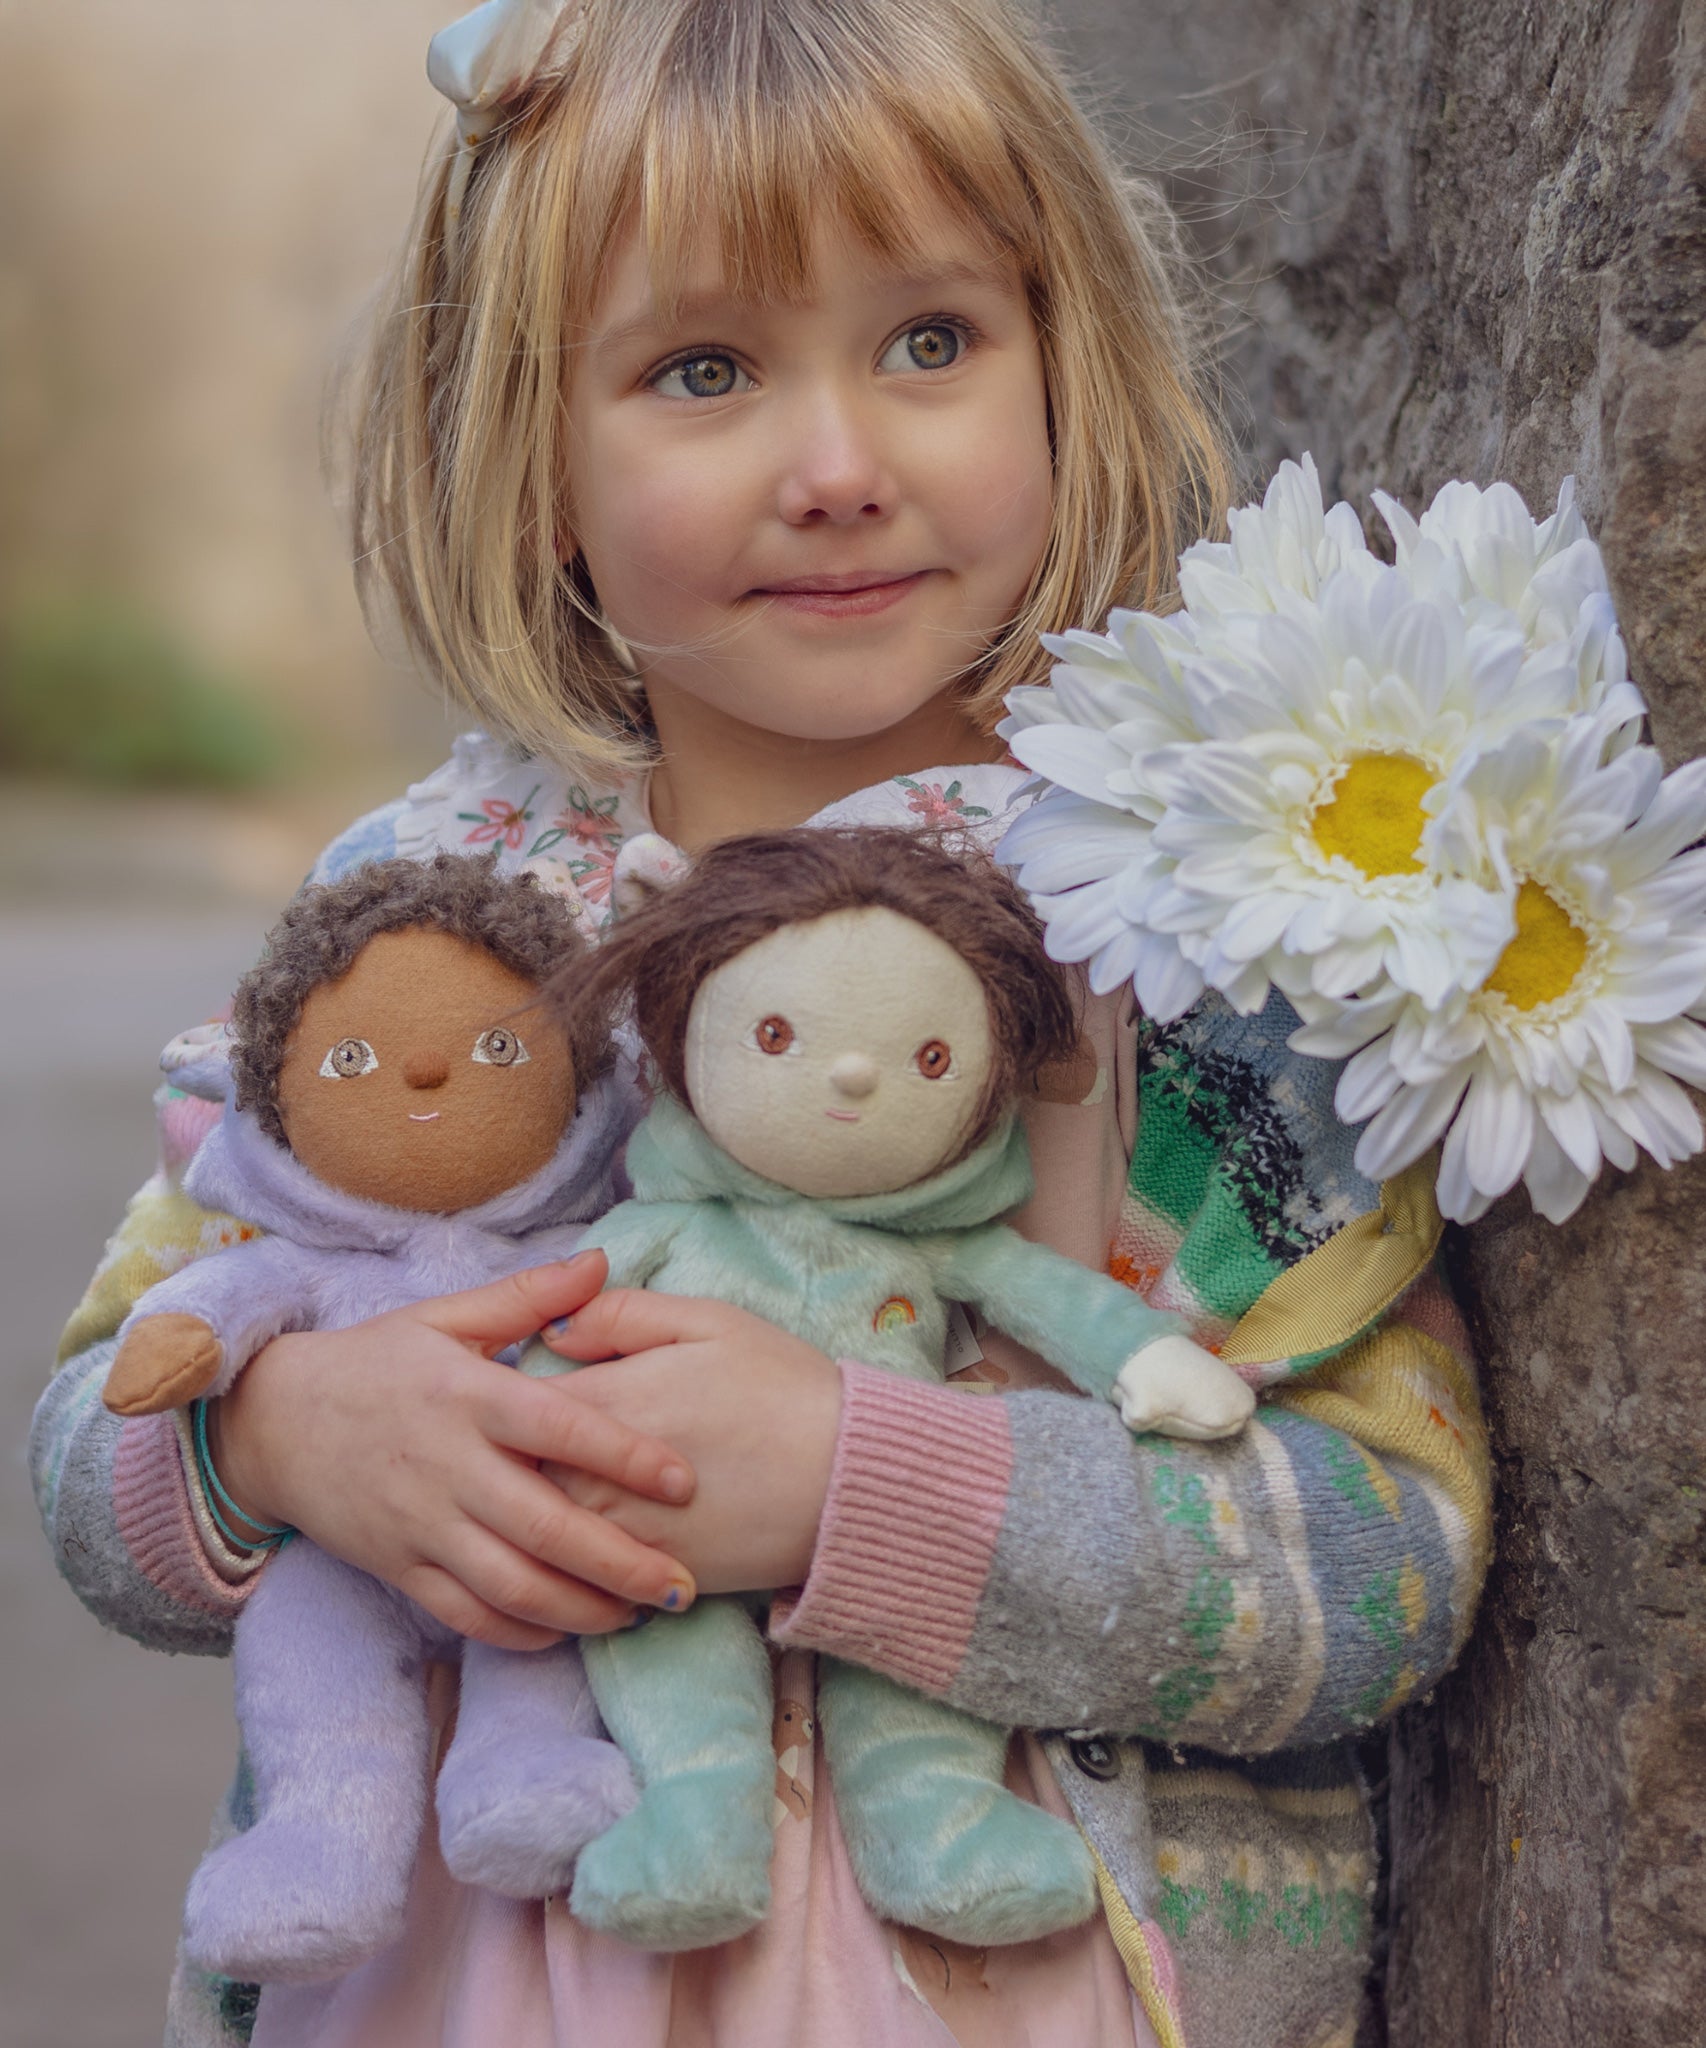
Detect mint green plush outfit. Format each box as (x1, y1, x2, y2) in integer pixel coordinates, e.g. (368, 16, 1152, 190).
(525, 1092, 1186, 1952)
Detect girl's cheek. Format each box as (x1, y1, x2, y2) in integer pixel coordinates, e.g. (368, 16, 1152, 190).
(586, 450, 752, 620)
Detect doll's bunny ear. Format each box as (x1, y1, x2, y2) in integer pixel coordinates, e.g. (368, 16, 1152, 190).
(609, 833, 692, 920)
(512, 856, 599, 936)
(159, 1019, 235, 1102)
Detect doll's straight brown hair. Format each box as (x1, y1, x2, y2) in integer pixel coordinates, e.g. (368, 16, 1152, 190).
(569, 827, 1080, 1155)
(351, 0, 1232, 776)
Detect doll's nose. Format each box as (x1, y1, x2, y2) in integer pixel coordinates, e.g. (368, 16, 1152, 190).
(403, 1052, 451, 1090)
(828, 1053, 879, 1099)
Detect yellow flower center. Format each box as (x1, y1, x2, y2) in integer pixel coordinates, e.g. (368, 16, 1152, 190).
(1310, 754, 1434, 878)
(1483, 880, 1590, 1011)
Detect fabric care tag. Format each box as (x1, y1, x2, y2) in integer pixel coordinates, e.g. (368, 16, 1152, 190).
(943, 1302, 986, 1376)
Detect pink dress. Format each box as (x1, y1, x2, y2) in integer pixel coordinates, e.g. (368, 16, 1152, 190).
(254, 1665, 1153, 2048)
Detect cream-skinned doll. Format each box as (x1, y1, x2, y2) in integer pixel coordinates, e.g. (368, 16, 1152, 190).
(100, 853, 644, 1983)
(523, 827, 1254, 1952)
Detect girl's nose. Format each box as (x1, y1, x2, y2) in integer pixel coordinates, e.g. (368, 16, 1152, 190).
(403, 1051, 451, 1090)
(828, 1052, 880, 1099)
(777, 392, 896, 527)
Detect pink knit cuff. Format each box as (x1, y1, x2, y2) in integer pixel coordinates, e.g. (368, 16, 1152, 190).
(769, 1362, 1012, 1695)
(112, 1412, 257, 1617)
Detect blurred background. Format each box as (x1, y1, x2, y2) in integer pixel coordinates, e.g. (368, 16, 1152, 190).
(1, 5, 464, 2041)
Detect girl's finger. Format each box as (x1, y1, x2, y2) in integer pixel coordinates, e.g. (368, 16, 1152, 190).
(421, 1251, 610, 1352)
(477, 1370, 695, 1504)
(395, 1561, 568, 1654)
(541, 1287, 745, 1362)
(424, 1520, 641, 1637)
(460, 1460, 696, 1613)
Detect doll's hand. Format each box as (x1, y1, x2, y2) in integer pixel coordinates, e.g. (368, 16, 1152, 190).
(1114, 1334, 1256, 1440)
(207, 1253, 701, 1652)
(537, 1290, 842, 1595)
(103, 1314, 224, 1416)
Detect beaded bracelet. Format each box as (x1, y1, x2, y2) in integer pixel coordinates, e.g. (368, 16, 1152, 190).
(190, 1400, 295, 1554)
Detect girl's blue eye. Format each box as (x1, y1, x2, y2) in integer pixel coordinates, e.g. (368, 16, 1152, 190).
(653, 353, 749, 399)
(879, 324, 964, 374)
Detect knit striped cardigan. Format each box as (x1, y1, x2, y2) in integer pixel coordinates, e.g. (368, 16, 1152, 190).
(32, 745, 1489, 2048)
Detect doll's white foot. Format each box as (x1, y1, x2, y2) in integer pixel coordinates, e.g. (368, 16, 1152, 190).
(569, 1773, 773, 1950)
(1114, 1335, 1256, 1440)
(438, 1731, 638, 1897)
(183, 1818, 409, 1984)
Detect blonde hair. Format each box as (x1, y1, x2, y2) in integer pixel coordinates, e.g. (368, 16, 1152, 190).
(352, 0, 1232, 776)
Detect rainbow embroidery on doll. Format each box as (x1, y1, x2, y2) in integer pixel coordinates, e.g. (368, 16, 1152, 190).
(873, 1296, 919, 1332)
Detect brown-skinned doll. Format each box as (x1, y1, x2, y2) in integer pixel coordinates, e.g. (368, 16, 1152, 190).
(101, 853, 646, 1984)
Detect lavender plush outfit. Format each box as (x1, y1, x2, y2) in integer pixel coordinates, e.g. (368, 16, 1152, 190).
(112, 1069, 645, 1985)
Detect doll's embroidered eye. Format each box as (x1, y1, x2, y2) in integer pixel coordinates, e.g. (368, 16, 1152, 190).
(914, 1039, 953, 1080)
(320, 1038, 378, 1079)
(473, 1027, 530, 1067)
(754, 1015, 796, 1056)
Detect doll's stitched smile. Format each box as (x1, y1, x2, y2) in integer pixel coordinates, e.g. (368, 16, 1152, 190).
(824, 1108, 861, 1122)
(409, 1112, 442, 1122)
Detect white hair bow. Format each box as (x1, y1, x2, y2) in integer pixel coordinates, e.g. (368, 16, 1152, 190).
(427, 0, 580, 242)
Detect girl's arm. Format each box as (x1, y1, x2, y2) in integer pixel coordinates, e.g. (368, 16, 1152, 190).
(549, 1264, 1486, 1748)
(773, 1261, 1487, 1747)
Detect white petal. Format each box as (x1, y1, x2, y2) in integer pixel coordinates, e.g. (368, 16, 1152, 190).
(1007, 725, 1133, 806)
(1354, 1070, 1471, 1178)
(1436, 1115, 1494, 1223)
(1583, 1004, 1638, 1092)
(1214, 890, 1304, 963)
(1133, 940, 1207, 1023)
(1337, 1038, 1407, 1122)
(1522, 1119, 1593, 1223)
(1461, 1070, 1536, 1198)
(1635, 1016, 1706, 1088)
(1287, 1001, 1405, 1061)
(1536, 1087, 1602, 1178)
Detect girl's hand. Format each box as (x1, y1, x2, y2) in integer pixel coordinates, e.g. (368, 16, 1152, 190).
(208, 1253, 700, 1652)
(538, 1292, 842, 1595)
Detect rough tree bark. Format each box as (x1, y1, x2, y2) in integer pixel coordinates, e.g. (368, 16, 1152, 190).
(1044, 2, 1706, 2040)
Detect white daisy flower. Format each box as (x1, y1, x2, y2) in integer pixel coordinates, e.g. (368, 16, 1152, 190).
(1375, 474, 1646, 750)
(1000, 610, 1214, 1019)
(1173, 452, 1377, 623)
(1290, 722, 1706, 1221)
(1003, 560, 1584, 1019)
(999, 459, 1650, 1027)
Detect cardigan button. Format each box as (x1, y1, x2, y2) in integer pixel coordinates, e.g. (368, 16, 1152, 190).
(1068, 1736, 1120, 1781)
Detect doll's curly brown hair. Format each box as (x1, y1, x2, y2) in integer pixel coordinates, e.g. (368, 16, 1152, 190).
(232, 852, 608, 1143)
(565, 828, 1080, 1159)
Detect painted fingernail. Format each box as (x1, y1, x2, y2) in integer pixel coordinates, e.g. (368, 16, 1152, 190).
(661, 1465, 692, 1503)
(662, 1581, 691, 1611)
(544, 1316, 573, 1339)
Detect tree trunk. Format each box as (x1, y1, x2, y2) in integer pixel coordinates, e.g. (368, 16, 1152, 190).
(1044, 1, 1706, 2038)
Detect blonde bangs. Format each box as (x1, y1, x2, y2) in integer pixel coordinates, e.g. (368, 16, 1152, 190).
(350, 0, 1232, 778)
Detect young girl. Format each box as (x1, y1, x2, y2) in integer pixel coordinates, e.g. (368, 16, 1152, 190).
(33, 2, 1491, 2044)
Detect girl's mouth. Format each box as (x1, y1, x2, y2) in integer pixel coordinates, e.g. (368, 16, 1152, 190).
(752, 571, 928, 619)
